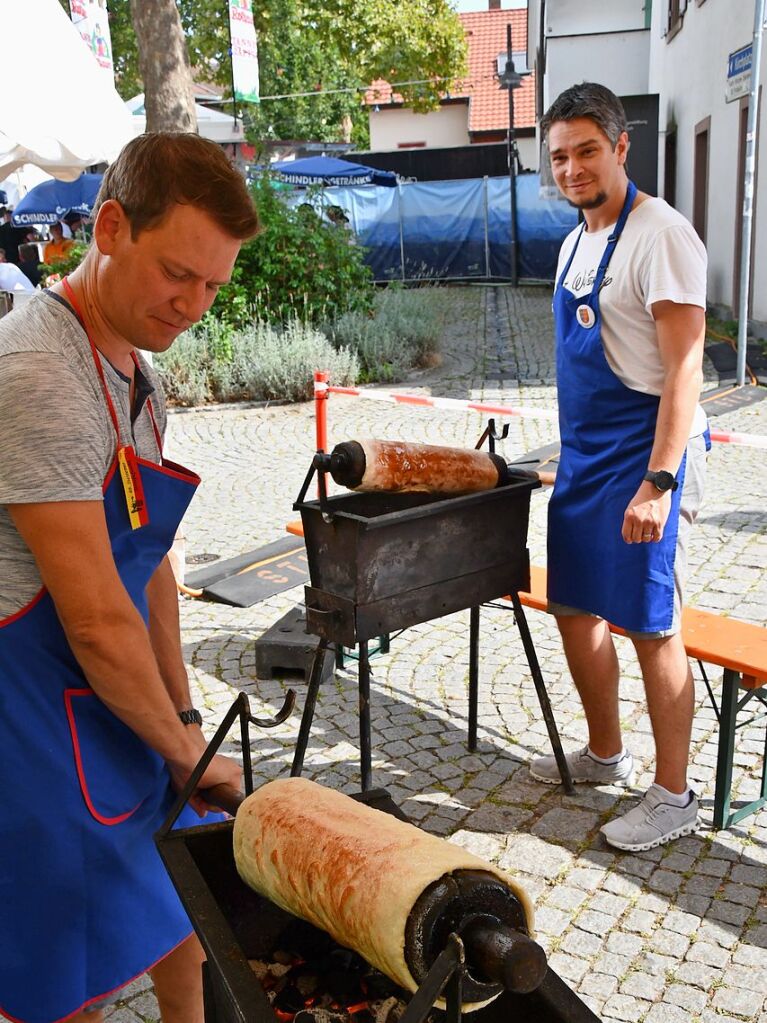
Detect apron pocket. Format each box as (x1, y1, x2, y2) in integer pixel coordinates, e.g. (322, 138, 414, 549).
(65, 688, 165, 825)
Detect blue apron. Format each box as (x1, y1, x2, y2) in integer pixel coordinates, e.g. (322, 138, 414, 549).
(547, 181, 686, 633)
(0, 286, 216, 1023)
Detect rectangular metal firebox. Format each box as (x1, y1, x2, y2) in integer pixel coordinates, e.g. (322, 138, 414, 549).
(157, 789, 599, 1023)
(297, 480, 537, 647)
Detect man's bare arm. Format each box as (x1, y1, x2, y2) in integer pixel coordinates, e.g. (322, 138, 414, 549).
(622, 301, 705, 544)
(146, 554, 196, 711)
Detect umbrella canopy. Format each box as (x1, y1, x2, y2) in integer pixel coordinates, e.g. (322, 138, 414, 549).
(0, 0, 136, 182)
(271, 157, 397, 188)
(11, 173, 103, 227)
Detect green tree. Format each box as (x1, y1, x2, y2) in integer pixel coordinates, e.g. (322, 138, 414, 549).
(57, 0, 467, 145)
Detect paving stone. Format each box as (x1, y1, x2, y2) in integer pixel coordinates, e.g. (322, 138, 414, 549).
(649, 930, 692, 958)
(712, 986, 766, 1017)
(602, 993, 650, 1021)
(530, 806, 601, 844)
(620, 970, 666, 1000)
(672, 961, 720, 989)
(499, 833, 574, 879)
(606, 932, 645, 958)
(721, 963, 767, 994)
(706, 899, 752, 926)
(662, 982, 708, 1013)
(561, 928, 605, 958)
(624, 909, 658, 935)
(643, 1003, 698, 1023)
(684, 941, 731, 968)
(579, 972, 619, 999)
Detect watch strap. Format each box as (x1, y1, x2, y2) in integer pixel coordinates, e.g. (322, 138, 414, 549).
(178, 708, 203, 726)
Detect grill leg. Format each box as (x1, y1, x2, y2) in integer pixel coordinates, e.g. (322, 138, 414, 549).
(359, 641, 373, 791)
(511, 593, 575, 795)
(290, 638, 329, 778)
(713, 668, 740, 829)
(468, 605, 480, 751)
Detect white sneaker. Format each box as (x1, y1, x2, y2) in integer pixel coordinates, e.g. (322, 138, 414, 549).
(529, 745, 635, 786)
(601, 785, 699, 852)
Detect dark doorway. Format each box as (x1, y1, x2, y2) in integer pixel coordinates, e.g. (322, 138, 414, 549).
(664, 128, 677, 208)
(693, 116, 710, 243)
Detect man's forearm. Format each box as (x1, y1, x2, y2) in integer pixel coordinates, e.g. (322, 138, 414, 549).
(647, 361, 703, 476)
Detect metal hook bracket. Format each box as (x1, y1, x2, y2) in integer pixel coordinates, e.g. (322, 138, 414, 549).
(157, 689, 296, 837)
(474, 418, 510, 454)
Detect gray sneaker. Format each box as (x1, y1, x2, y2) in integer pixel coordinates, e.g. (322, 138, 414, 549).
(601, 785, 699, 852)
(529, 745, 634, 786)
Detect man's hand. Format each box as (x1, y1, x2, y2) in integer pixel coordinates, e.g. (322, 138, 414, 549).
(622, 480, 672, 544)
(166, 731, 243, 818)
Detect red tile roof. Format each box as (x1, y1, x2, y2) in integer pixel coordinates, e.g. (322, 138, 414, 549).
(365, 9, 536, 136)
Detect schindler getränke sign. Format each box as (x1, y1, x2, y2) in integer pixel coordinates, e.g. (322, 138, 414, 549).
(726, 43, 752, 103)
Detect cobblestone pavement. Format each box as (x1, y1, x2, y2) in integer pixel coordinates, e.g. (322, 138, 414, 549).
(28, 285, 767, 1023)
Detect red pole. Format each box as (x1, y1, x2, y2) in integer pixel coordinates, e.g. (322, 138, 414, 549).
(314, 369, 329, 453)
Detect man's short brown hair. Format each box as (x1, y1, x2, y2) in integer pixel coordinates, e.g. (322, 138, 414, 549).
(93, 132, 259, 240)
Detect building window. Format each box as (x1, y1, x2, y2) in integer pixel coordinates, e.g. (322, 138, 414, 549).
(665, 0, 688, 39)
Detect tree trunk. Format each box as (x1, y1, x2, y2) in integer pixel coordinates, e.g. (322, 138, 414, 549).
(131, 0, 197, 133)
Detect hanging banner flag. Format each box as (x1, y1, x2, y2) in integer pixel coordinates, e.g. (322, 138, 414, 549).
(70, 0, 115, 86)
(228, 0, 260, 104)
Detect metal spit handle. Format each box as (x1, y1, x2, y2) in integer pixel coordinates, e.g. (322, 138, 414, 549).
(200, 783, 246, 817)
(461, 916, 548, 994)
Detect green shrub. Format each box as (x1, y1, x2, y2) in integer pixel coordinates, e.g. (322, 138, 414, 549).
(326, 283, 445, 382)
(154, 318, 359, 406)
(210, 176, 375, 328)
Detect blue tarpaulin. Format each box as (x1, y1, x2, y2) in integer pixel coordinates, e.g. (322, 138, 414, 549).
(317, 173, 577, 282)
(11, 173, 103, 226)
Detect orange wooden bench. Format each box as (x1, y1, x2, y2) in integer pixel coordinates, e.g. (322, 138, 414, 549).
(288, 521, 767, 829)
(518, 565, 767, 829)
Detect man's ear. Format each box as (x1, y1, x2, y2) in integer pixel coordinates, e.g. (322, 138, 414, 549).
(615, 130, 630, 166)
(92, 199, 130, 255)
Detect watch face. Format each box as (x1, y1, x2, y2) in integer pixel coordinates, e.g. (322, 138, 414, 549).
(654, 470, 675, 491)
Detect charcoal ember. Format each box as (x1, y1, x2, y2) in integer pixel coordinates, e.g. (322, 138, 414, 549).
(371, 996, 404, 1023)
(362, 973, 401, 1000)
(247, 959, 269, 981)
(273, 983, 306, 1014)
(293, 968, 320, 997)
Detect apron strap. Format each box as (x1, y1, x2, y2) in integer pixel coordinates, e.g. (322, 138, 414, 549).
(591, 180, 637, 293)
(62, 276, 123, 446)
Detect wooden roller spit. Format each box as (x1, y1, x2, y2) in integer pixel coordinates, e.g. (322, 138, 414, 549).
(233, 778, 545, 1011)
(320, 439, 554, 493)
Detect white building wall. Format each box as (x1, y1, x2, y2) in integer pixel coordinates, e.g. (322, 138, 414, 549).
(649, 0, 767, 322)
(369, 104, 471, 152)
(545, 0, 648, 36)
(544, 32, 651, 109)
(517, 136, 540, 171)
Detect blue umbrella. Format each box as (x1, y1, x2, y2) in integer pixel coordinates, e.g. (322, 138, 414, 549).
(271, 157, 397, 188)
(11, 173, 103, 227)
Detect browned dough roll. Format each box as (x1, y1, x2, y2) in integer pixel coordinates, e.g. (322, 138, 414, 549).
(232, 777, 534, 1011)
(331, 439, 508, 494)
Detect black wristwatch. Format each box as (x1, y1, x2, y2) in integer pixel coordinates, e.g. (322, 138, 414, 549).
(178, 708, 203, 726)
(643, 469, 679, 493)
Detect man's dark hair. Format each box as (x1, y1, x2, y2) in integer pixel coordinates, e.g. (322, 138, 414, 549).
(18, 243, 38, 263)
(540, 82, 628, 149)
(92, 132, 260, 241)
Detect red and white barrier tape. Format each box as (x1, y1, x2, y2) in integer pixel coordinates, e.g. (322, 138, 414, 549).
(314, 380, 767, 450)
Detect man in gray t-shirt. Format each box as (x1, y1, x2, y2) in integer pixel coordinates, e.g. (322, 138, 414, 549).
(0, 134, 259, 1023)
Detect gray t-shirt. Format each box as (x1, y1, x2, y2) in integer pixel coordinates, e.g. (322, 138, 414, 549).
(0, 292, 167, 617)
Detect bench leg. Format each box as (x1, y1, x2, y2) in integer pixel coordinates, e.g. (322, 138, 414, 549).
(468, 606, 480, 752)
(290, 638, 329, 778)
(511, 593, 575, 796)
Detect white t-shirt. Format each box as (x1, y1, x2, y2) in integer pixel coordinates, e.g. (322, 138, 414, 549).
(555, 197, 708, 437)
(0, 263, 35, 293)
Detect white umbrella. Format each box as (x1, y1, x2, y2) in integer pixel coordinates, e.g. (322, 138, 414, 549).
(125, 94, 245, 145)
(0, 0, 137, 182)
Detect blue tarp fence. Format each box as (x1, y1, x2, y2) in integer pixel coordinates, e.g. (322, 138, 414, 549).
(315, 173, 578, 283)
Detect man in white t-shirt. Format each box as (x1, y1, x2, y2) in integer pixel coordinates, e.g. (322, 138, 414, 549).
(528, 83, 708, 852)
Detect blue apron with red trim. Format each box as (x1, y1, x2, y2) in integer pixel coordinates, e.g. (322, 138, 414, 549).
(547, 181, 687, 633)
(0, 285, 216, 1023)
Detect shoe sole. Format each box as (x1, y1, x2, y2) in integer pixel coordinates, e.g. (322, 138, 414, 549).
(601, 818, 698, 852)
(530, 768, 635, 787)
